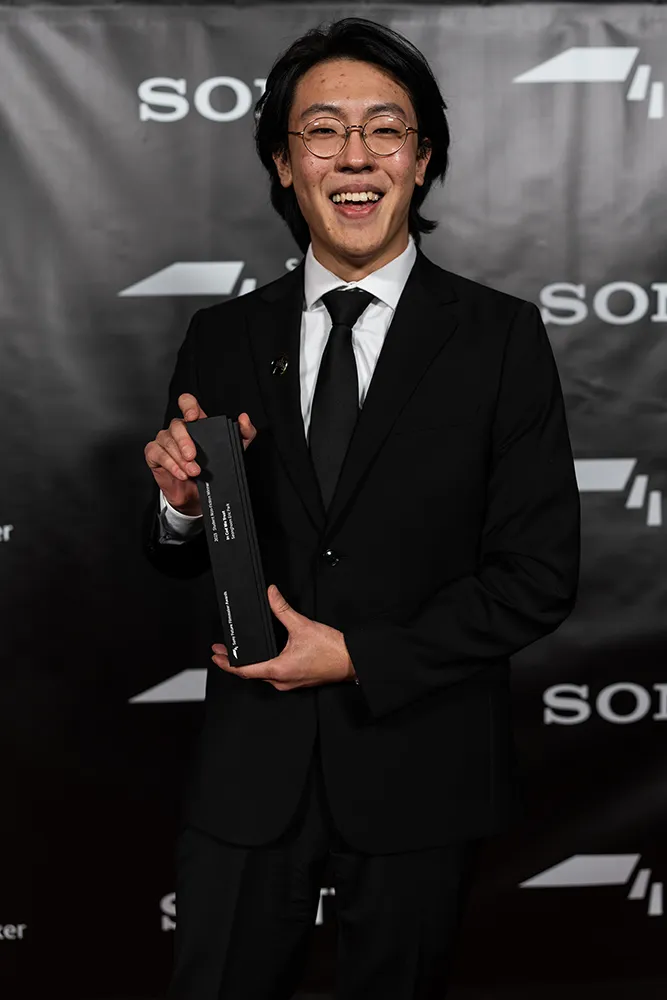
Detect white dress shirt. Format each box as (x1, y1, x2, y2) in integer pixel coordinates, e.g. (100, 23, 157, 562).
(160, 236, 417, 538)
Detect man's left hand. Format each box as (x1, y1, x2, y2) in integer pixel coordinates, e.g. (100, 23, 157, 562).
(211, 584, 357, 691)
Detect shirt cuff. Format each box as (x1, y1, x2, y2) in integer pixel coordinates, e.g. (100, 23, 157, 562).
(159, 491, 204, 540)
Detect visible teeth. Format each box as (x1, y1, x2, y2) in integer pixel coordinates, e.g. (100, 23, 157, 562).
(332, 191, 381, 203)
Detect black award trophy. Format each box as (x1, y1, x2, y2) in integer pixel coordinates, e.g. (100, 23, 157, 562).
(189, 415, 277, 666)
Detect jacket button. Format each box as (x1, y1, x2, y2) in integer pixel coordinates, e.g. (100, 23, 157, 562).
(321, 548, 340, 566)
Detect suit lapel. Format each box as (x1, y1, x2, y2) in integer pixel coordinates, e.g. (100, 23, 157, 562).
(246, 251, 459, 537)
(324, 251, 459, 535)
(248, 262, 326, 531)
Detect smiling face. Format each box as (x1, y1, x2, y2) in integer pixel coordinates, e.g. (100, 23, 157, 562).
(273, 58, 431, 280)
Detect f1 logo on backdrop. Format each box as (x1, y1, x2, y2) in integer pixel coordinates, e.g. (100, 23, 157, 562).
(521, 854, 664, 918)
(514, 46, 664, 120)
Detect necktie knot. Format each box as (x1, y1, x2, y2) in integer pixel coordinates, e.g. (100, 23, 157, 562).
(321, 288, 374, 330)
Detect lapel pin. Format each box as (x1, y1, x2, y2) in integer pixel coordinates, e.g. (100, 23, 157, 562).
(271, 354, 289, 376)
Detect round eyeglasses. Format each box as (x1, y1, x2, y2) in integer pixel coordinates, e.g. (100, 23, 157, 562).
(287, 115, 419, 159)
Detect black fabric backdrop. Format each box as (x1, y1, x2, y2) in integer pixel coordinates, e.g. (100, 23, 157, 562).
(1, 4, 667, 996)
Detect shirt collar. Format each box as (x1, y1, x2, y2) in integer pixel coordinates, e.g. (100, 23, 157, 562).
(303, 236, 417, 312)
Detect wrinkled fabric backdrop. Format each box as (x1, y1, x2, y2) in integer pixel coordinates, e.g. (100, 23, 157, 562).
(1, 3, 666, 996)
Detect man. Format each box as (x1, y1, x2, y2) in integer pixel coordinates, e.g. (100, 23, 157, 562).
(144, 17, 580, 1000)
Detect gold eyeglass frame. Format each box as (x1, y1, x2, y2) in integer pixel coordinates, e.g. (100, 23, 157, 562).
(287, 115, 419, 159)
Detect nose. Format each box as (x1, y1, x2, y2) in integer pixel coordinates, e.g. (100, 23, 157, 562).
(335, 126, 374, 170)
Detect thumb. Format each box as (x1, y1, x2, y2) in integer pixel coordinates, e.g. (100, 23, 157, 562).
(178, 393, 208, 422)
(267, 584, 302, 631)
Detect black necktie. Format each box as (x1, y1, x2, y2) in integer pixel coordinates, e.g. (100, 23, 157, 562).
(309, 288, 374, 508)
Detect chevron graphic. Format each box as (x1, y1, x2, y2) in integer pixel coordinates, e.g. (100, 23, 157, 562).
(118, 261, 246, 296)
(129, 668, 206, 703)
(514, 47, 640, 84)
(574, 458, 635, 492)
(521, 854, 640, 887)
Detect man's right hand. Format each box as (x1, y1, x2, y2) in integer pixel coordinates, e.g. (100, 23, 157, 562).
(144, 393, 257, 517)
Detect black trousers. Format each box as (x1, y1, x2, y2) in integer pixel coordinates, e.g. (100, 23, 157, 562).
(168, 738, 478, 1000)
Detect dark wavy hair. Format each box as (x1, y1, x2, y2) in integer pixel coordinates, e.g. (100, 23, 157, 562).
(254, 18, 450, 252)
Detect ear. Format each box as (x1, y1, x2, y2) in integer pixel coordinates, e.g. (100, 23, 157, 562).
(272, 147, 294, 189)
(414, 140, 432, 187)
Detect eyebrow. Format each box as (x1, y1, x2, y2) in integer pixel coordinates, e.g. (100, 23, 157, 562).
(298, 101, 410, 121)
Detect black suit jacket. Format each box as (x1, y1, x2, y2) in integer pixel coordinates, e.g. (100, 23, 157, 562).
(145, 249, 580, 853)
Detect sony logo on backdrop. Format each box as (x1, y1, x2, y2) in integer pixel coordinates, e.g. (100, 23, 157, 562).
(138, 77, 267, 123)
(160, 892, 176, 931)
(540, 282, 667, 326)
(159, 888, 335, 929)
(544, 683, 667, 725)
